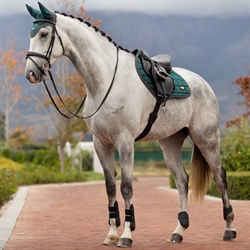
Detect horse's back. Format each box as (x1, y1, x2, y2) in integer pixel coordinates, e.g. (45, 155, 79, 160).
(173, 67, 215, 95)
(172, 67, 219, 110)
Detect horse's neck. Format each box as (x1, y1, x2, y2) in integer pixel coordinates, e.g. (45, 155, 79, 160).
(56, 14, 118, 96)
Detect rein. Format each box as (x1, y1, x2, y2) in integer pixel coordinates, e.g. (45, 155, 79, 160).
(43, 46, 119, 119)
(26, 17, 120, 120)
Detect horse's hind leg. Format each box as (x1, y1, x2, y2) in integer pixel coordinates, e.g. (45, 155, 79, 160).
(93, 137, 120, 246)
(159, 128, 189, 243)
(189, 126, 237, 241)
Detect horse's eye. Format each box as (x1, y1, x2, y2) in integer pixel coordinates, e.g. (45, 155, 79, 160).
(41, 32, 48, 39)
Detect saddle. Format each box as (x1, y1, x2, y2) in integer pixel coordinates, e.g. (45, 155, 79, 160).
(133, 49, 174, 105)
(132, 49, 190, 141)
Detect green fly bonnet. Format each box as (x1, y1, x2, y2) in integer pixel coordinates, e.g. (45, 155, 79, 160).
(26, 2, 56, 38)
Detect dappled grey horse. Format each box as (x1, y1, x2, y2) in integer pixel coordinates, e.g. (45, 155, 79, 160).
(24, 2, 236, 247)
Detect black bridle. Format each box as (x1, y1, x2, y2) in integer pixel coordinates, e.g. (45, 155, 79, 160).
(26, 19, 65, 72)
(26, 17, 119, 119)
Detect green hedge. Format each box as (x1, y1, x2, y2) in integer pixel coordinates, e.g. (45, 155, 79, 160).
(169, 171, 250, 200)
(4, 147, 61, 170)
(1, 146, 93, 172)
(0, 166, 104, 207)
(207, 172, 250, 200)
(17, 167, 104, 185)
(0, 156, 23, 206)
(0, 153, 104, 208)
(0, 168, 19, 206)
(221, 118, 250, 171)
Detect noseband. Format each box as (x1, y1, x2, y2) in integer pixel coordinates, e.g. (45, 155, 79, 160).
(26, 15, 120, 119)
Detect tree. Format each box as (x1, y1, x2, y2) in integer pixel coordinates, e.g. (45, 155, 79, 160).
(0, 112, 5, 141)
(0, 38, 24, 145)
(221, 75, 250, 171)
(53, 0, 101, 27)
(9, 125, 34, 147)
(226, 76, 250, 128)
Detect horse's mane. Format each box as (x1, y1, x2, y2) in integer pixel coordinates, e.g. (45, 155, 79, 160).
(56, 12, 130, 53)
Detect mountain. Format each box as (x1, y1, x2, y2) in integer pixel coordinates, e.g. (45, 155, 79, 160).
(0, 12, 248, 133)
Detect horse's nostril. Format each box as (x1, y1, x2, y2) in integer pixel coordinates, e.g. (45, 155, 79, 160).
(29, 71, 37, 83)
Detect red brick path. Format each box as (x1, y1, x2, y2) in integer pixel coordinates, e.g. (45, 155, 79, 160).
(4, 177, 250, 250)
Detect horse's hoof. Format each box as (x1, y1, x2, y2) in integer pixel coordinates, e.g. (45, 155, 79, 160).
(223, 230, 237, 241)
(167, 233, 183, 243)
(117, 238, 133, 248)
(103, 235, 119, 246)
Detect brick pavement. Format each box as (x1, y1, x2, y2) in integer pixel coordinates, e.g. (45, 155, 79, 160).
(2, 177, 250, 250)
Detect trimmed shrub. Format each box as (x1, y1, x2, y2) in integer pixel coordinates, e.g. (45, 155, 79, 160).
(23, 148, 60, 171)
(221, 118, 250, 171)
(207, 172, 250, 200)
(0, 156, 23, 205)
(169, 171, 250, 200)
(0, 168, 18, 205)
(1, 148, 12, 159)
(18, 168, 104, 185)
(0, 143, 61, 170)
(0, 156, 23, 171)
(79, 149, 93, 171)
(0, 154, 104, 207)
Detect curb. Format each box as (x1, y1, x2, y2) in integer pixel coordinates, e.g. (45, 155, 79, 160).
(0, 186, 28, 250)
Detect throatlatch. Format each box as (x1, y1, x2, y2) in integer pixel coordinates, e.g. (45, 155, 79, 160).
(108, 201, 121, 227)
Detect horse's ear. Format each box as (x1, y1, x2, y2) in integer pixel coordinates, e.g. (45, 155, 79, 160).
(26, 4, 40, 18)
(38, 2, 53, 19)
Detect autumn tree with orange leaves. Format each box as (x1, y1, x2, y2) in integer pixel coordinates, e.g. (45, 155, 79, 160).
(226, 76, 250, 128)
(221, 75, 250, 171)
(0, 38, 24, 145)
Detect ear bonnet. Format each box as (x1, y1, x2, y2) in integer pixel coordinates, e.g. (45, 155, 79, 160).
(26, 2, 56, 37)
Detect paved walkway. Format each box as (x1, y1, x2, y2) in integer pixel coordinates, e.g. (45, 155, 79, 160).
(1, 177, 249, 250)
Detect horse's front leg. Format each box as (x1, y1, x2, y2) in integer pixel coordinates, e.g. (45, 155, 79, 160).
(116, 140, 135, 248)
(93, 137, 120, 246)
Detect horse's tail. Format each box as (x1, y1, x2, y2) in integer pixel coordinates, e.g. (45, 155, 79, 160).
(189, 144, 211, 204)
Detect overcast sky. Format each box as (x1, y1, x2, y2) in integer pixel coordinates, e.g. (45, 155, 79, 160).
(0, 0, 249, 18)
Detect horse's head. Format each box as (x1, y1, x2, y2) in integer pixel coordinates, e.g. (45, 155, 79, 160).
(25, 2, 64, 83)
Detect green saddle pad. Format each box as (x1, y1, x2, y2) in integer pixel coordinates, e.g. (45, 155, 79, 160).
(168, 69, 190, 98)
(136, 51, 190, 99)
